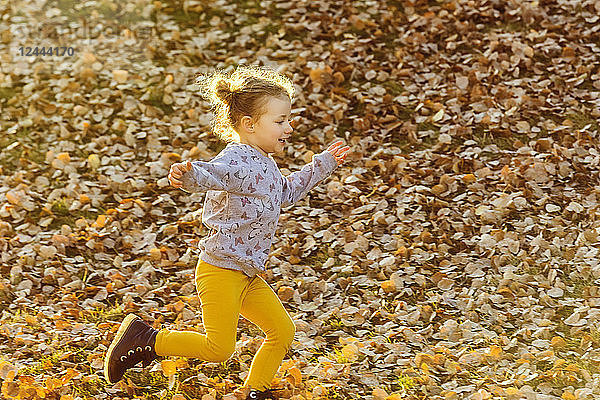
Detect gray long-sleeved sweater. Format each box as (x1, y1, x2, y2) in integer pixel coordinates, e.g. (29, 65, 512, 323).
(180, 141, 338, 277)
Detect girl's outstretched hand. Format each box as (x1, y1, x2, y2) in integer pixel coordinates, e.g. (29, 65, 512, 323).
(326, 140, 350, 166)
(168, 160, 192, 188)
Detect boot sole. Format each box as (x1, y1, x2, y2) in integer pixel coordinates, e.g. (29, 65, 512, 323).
(103, 313, 139, 384)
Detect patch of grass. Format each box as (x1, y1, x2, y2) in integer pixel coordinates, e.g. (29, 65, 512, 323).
(387, 0, 405, 13)
(566, 111, 600, 132)
(470, 125, 530, 151)
(389, 373, 418, 394)
(416, 121, 439, 132)
(17, 352, 64, 376)
(567, 277, 594, 297)
(164, 4, 205, 27)
(0, 87, 16, 102)
(336, 120, 353, 135)
(304, 247, 336, 269)
(0, 127, 48, 174)
(495, 19, 527, 33)
(17, 344, 89, 376)
(71, 374, 105, 399)
(324, 386, 346, 399)
(382, 80, 404, 96)
(44, 0, 146, 27)
(146, 85, 174, 115)
(553, 310, 575, 336)
(80, 304, 124, 323)
(45, 197, 101, 230)
(325, 316, 345, 330)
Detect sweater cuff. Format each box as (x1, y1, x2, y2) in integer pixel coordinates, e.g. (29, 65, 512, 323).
(180, 170, 197, 192)
(319, 150, 339, 174)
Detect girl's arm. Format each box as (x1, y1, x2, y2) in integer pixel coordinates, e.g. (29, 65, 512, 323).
(169, 154, 239, 193)
(281, 140, 350, 207)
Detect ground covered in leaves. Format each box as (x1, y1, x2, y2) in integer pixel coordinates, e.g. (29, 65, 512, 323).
(1, 0, 600, 399)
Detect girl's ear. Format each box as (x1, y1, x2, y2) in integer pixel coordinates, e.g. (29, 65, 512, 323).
(240, 115, 255, 133)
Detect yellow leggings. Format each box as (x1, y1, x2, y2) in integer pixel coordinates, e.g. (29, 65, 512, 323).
(154, 259, 295, 391)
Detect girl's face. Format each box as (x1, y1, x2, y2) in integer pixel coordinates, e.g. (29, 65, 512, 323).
(240, 95, 293, 156)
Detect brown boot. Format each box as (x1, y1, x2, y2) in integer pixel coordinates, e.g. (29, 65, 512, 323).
(103, 313, 159, 384)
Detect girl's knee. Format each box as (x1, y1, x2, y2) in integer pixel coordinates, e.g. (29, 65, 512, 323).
(280, 318, 296, 348)
(206, 340, 236, 362)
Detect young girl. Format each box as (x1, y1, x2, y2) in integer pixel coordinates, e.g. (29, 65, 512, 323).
(103, 65, 350, 399)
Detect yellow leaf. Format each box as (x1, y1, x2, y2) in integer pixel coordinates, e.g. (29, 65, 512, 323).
(81, 52, 96, 64)
(551, 336, 567, 348)
(372, 388, 388, 400)
(562, 391, 576, 400)
(150, 247, 162, 261)
(88, 154, 100, 170)
(287, 366, 302, 386)
(36, 385, 48, 398)
(432, 109, 444, 122)
(489, 345, 502, 360)
(92, 215, 107, 228)
(385, 394, 403, 400)
(279, 359, 295, 373)
(54, 320, 71, 330)
(564, 363, 580, 372)
(113, 69, 129, 84)
(24, 314, 38, 326)
(60, 395, 75, 400)
(0, 361, 17, 381)
(57, 152, 70, 163)
(339, 337, 360, 345)
(414, 353, 435, 367)
(505, 387, 521, 395)
(5, 191, 20, 206)
(381, 280, 396, 293)
(161, 360, 177, 377)
(61, 368, 79, 385)
(45, 377, 62, 391)
(341, 343, 359, 361)
(462, 173, 476, 184)
(309, 68, 323, 83)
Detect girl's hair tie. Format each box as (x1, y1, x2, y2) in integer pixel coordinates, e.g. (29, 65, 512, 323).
(215, 79, 235, 104)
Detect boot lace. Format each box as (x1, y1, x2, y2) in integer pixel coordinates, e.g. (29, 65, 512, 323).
(119, 345, 155, 367)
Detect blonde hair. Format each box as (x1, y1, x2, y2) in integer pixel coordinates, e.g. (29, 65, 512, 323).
(194, 65, 295, 142)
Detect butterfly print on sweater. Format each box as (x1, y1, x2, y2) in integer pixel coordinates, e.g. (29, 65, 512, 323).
(263, 197, 274, 212)
(208, 194, 227, 212)
(231, 168, 251, 193)
(250, 156, 268, 173)
(247, 218, 264, 241)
